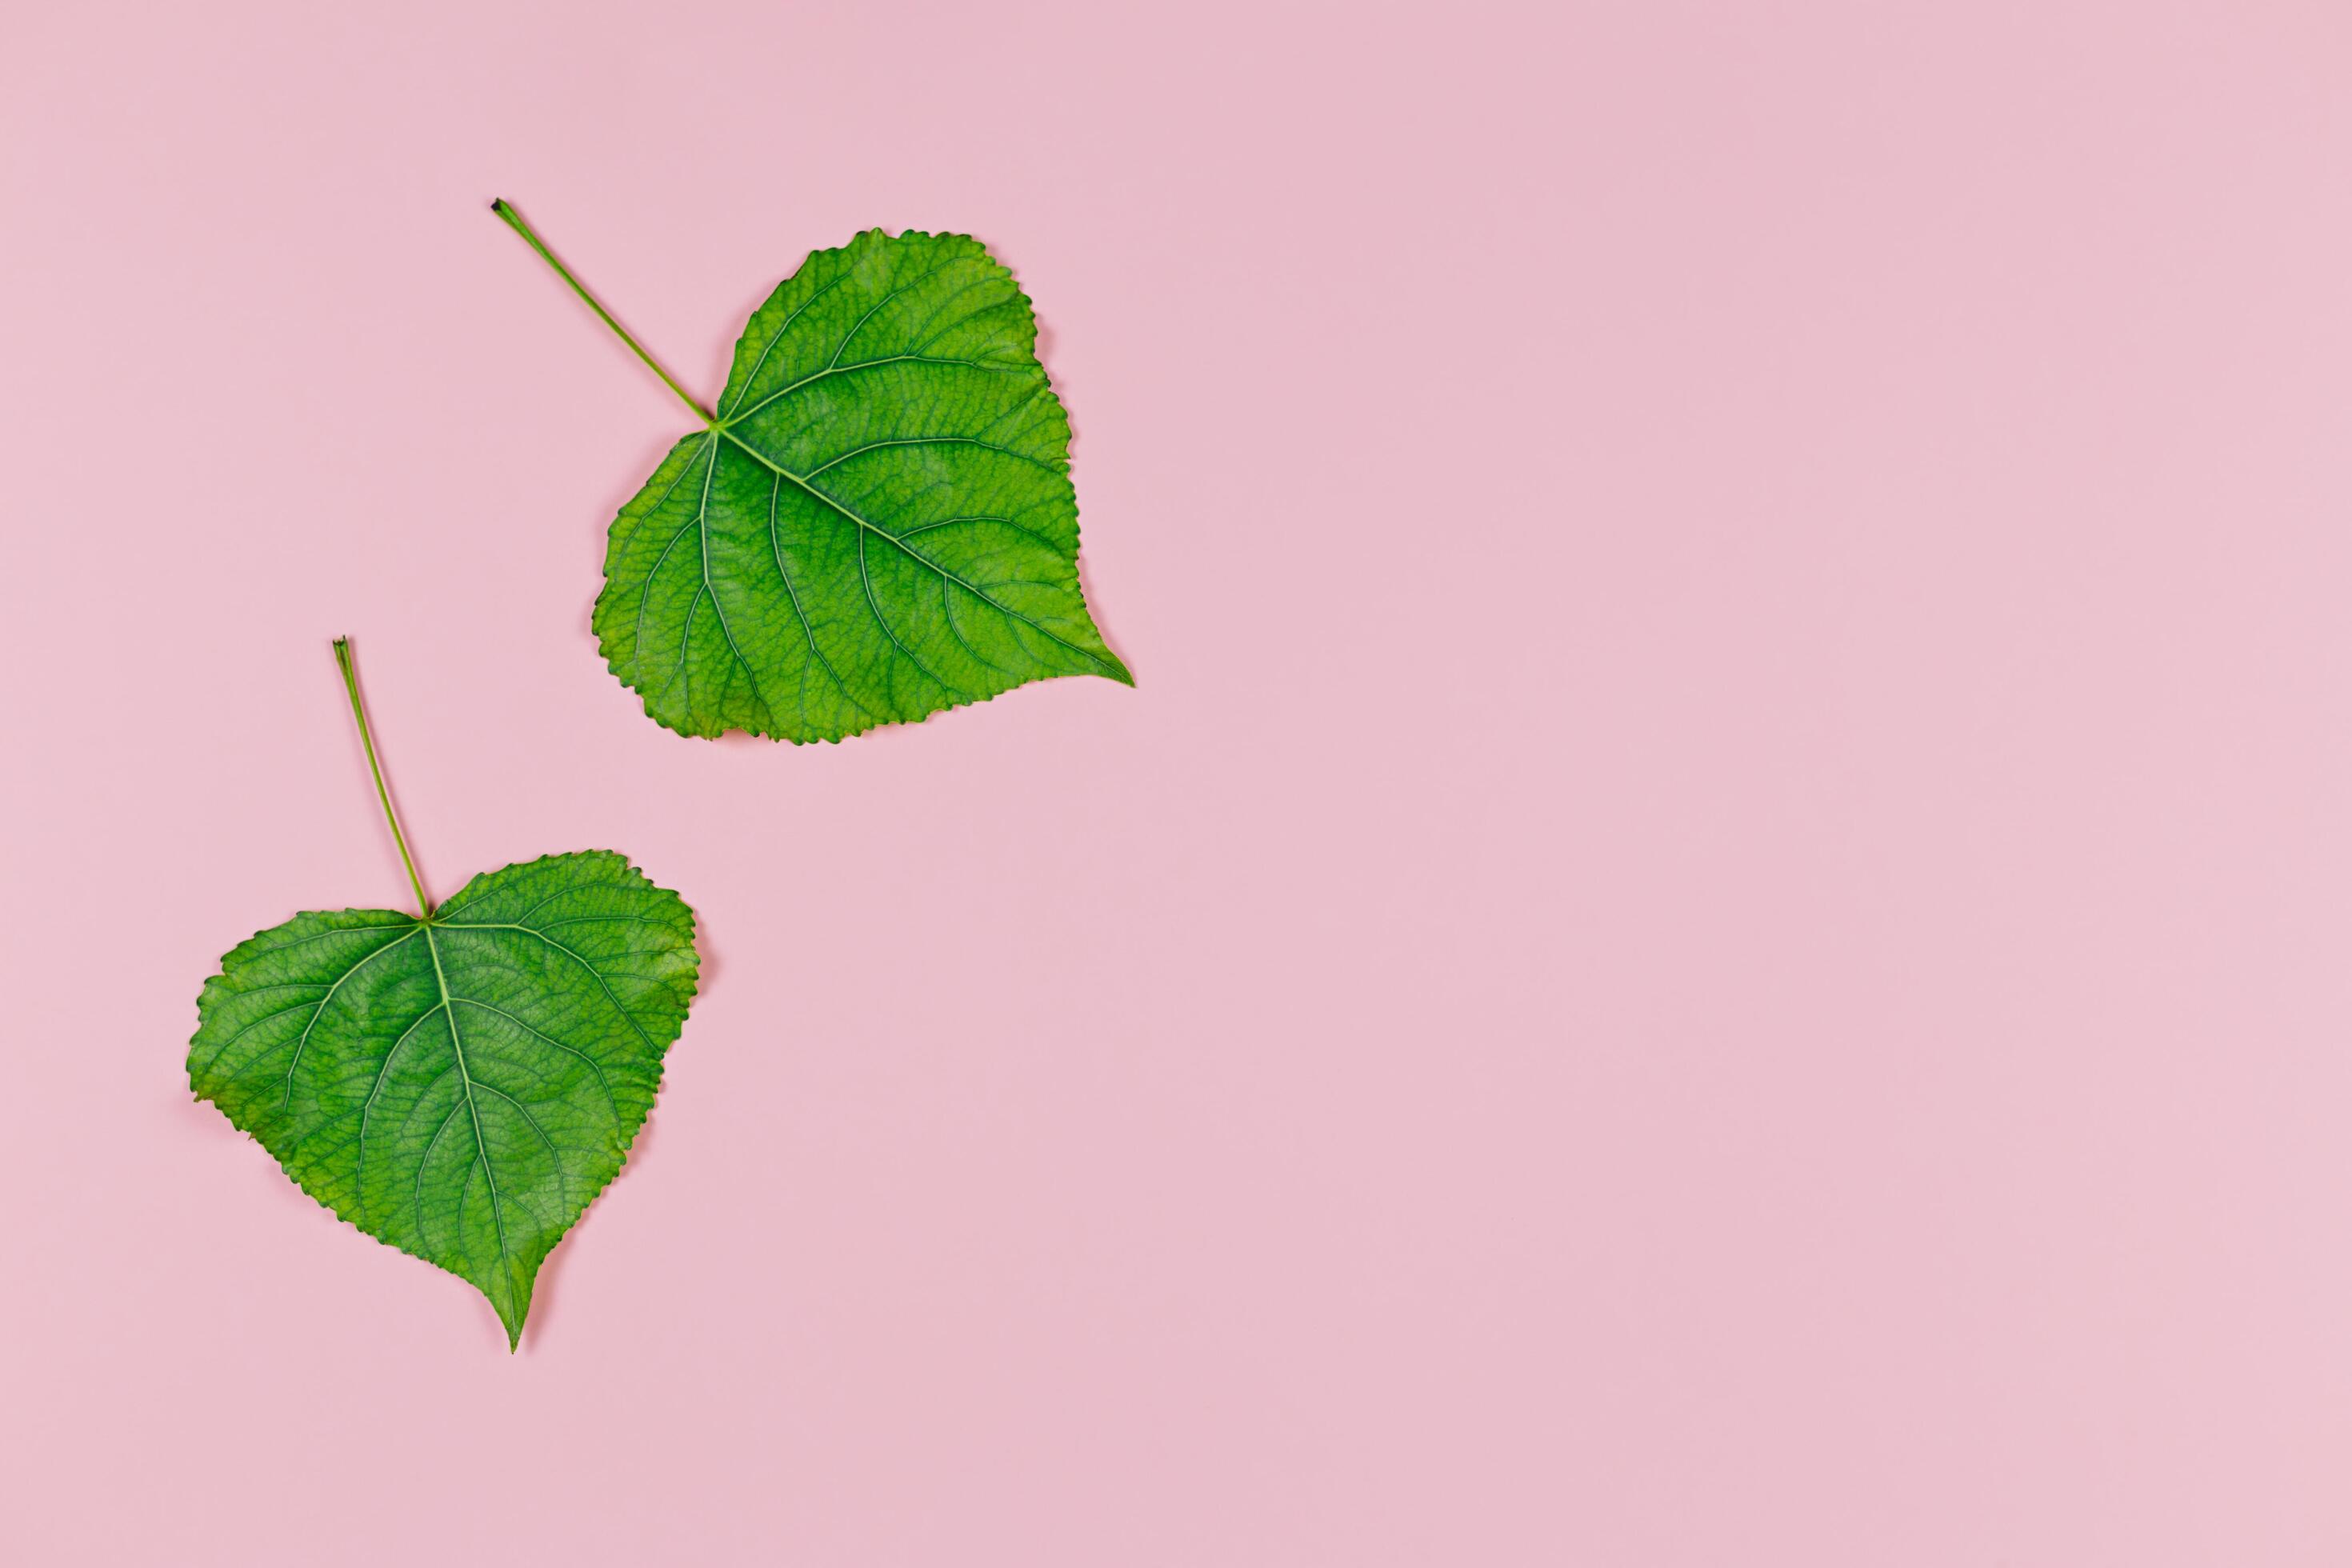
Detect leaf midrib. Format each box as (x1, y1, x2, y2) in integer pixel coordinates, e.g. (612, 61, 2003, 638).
(260, 910, 667, 1318)
(711, 426, 1120, 674)
(422, 922, 514, 1311)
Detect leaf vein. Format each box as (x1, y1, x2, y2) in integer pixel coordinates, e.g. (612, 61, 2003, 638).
(277, 926, 424, 1108)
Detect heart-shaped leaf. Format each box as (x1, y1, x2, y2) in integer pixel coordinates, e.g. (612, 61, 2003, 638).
(187, 642, 699, 1348)
(495, 200, 1130, 742)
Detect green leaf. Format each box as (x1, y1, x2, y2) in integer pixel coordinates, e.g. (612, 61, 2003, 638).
(494, 201, 1130, 742)
(186, 642, 699, 1349)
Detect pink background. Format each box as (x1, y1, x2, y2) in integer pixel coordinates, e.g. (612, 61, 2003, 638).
(5, 1, 2351, 1562)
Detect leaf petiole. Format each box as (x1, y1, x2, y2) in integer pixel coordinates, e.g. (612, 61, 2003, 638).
(490, 198, 716, 426)
(331, 638, 434, 919)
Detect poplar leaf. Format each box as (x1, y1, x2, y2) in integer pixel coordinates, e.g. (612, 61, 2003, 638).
(186, 642, 700, 1349)
(495, 202, 1130, 742)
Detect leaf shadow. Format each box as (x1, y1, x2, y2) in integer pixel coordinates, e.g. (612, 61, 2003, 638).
(1076, 550, 1137, 683)
(1027, 305, 1138, 683)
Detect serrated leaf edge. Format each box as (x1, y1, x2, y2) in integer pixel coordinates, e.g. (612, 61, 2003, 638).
(186, 850, 702, 1350)
(592, 226, 1131, 744)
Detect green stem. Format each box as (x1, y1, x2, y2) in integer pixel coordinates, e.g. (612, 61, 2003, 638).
(331, 638, 434, 919)
(490, 198, 715, 425)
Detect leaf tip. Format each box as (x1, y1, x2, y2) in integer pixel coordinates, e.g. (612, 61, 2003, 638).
(493, 1290, 530, 1352)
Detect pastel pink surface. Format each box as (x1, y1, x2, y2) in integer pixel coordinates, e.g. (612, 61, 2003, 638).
(4, 1, 2351, 1561)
